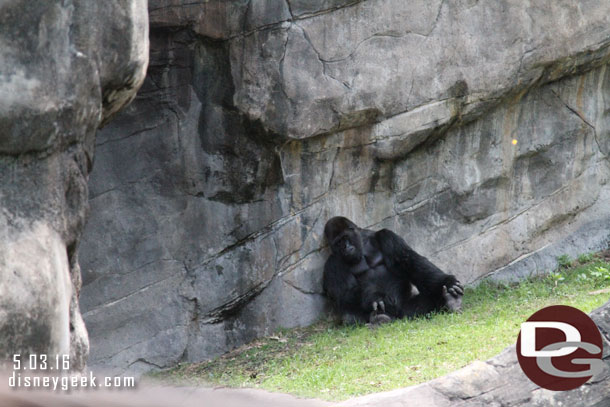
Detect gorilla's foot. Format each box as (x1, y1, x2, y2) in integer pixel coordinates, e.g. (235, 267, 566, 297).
(369, 300, 392, 325)
(369, 312, 392, 325)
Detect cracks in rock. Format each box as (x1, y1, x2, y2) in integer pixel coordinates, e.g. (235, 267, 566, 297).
(230, 20, 292, 43)
(242, 0, 254, 36)
(235, 7, 604, 143)
(179, 194, 329, 313)
(230, 0, 430, 76)
(88, 175, 153, 201)
(550, 88, 606, 158)
(127, 357, 166, 370)
(431, 167, 600, 260)
(278, 246, 326, 278)
(199, 280, 270, 324)
(205, 1, 608, 147)
(550, 89, 595, 129)
(85, 258, 180, 290)
(278, 27, 292, 103)
(516, 46, 540, 78)
(320, 31, 427, 65)
(82, 272, 179, 317)
(324, 67, 351, 91)
(149, 1, 208, 12)
(283, 278, 321, 296)
(432, 383, 504, 404)
(0, 137, 85, 162)
(94, 325, 189, 368)
(584, 363, 610, 385)
(166, 0, 610, 147)
(485, 353, 518, 370)
(284, 0, 294, 19)
(191, 183, 330, 274)
(179, 263, 200, 363)
(198, 221, 284, 267)
(278, 206, 326, 272)
(426, 0, 446, 37)
(292, 22, 351, 98)
(371, 97, 453, 137)
(275, 206, 322, 269)
(186, 212, 325, 328)
(327, 147, 340, 191)
(177, 234, 300, 326)
(289, 0, 368, 21)
(396, 187, 452, 215)
(405, 75, 416, 107)
(367, 212, 399, 232)
(478, 243, 552, 282)
(96, 125, 159, 148)
(274, 234, 302, 271)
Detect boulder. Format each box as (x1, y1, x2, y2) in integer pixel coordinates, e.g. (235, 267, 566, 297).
(0, 0, 148, 370)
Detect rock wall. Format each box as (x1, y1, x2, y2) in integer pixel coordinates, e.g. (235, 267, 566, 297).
(80, 0, 610, 374)
(0, 1, 148, 370)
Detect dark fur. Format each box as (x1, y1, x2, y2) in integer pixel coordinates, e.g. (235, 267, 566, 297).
(323, 216, 463, 324)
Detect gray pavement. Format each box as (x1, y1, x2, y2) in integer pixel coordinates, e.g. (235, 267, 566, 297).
(0, 381, 332, 407)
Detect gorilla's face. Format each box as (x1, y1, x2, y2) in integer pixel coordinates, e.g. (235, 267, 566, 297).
(325, 216, 364, 265)
(332, 229, 363, 265)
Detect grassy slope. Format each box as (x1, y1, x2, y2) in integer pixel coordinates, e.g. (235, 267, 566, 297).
(151, 252, 610, 401)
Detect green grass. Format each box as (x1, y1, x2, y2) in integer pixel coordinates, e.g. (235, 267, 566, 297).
(149, 252, 610, 401)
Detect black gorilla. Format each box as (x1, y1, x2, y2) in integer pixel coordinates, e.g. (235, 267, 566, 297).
(323, 216, 463, 324)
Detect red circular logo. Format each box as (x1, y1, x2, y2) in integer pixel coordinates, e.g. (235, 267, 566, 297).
(516, 305, 603, 391)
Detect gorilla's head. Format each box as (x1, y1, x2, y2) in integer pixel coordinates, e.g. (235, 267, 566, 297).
(324, 216, 363, 265)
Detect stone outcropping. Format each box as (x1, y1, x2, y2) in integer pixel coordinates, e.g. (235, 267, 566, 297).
(80, 0, 610, 374)
(0, 1, 148, 370)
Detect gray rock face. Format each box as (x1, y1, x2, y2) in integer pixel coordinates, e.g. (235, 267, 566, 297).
(0, 1, 148, 370)
(80, 0, 610, 374)
(231, 0, 610, 140)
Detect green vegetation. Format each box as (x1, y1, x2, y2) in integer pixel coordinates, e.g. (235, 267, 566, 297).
(150, 252, 610, 401)
(577, 252, 596, 264)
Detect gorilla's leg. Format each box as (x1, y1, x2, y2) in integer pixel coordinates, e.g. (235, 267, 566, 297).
(400, 294, 439, 318)
(375, 228, 463, 311)
(401, 285, 463, 318)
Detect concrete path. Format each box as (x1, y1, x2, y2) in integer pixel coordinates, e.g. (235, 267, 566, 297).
(0, 382, 331, 407)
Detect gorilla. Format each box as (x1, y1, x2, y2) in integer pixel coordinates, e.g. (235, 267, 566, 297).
(323, 216, 463, 324)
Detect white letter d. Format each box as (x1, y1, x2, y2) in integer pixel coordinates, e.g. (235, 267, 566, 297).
(521, 322, 581, 357)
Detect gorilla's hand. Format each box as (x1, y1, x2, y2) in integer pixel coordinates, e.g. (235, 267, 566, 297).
(442, 281, 464, 313)
(446, 280, 463, 298)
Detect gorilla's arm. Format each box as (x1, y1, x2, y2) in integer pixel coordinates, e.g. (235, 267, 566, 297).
(322, 254, 362, 313)
(374, 229, 463, 303)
